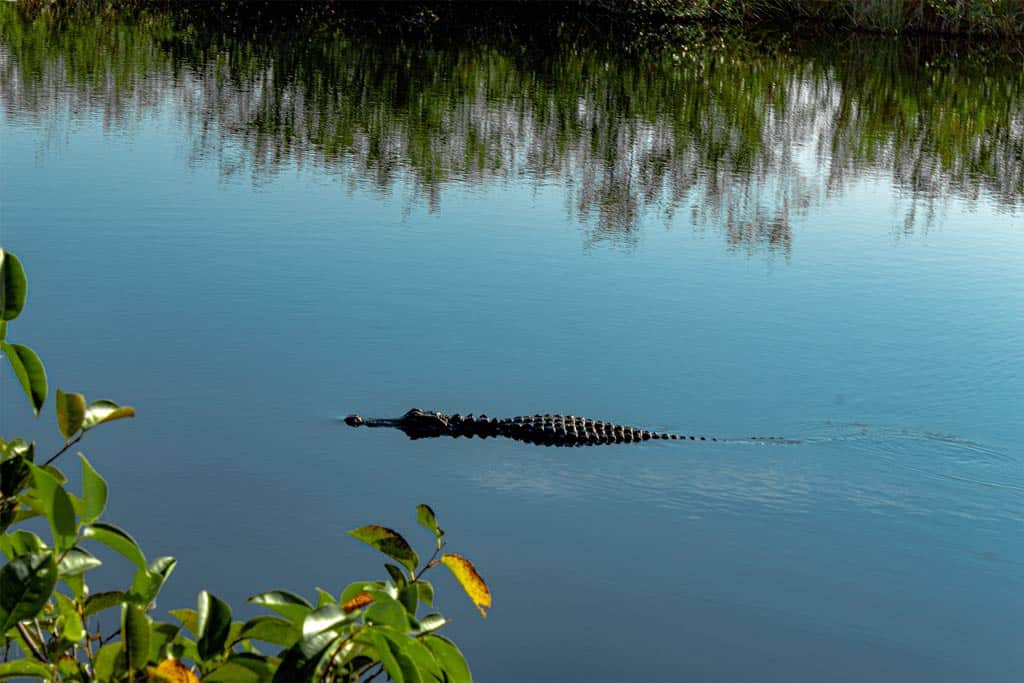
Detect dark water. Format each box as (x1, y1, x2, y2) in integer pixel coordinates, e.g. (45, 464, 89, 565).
(2, 5, 1022, 681)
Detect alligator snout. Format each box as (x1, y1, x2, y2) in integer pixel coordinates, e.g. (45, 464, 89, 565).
(344, 414, 364, 426)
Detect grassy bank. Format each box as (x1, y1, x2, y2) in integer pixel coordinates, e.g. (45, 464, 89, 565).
(601, 0, 1024, 36)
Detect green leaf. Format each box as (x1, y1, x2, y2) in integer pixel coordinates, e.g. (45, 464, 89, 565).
(233, 615, 300, 648)
(247, 590, 313, 626)
(226, 621, 244, 649)
(416, 613, 446, 634)
(127, 556, 176, 606)
(385, 562, 409, 587)
(301, 604, 353, 639)
(81, 400, 136, 431)
(39, 465, 65, 483)
(272, 631, 338, 683)
(148, 621, 181, 662)
(83, 522, 146, 570)
(0, 661, 55, 679)
(122, 603, 151, 672)
(364, 595, 409, 630)
(197, 590, 232, 661)
(1, 342, 46, 414)
(398, 584, 418, 616)
(12, 492, 44, 523)
(0, 551, 57, 633)
(416, 504, 444, 540)
(56, 389, 87, 441)
(84, 590, 126, 616)
(0, 321, 5, 341)
(310, 587, 334, 609)
(348, 525, 419, 573)
(62, 571, 87, 599)
(0, 530, 46, 559)
(57, 546, 102, 576)
(170, 608, 199, 636)
(93, 642, 125, 681)
(1, 438, 33, 461)
(386, 637, 422, 683)
(172, 635, 200, 665)
(79, 454, 108, 524)
(7, 507, 40, 528)
(382, 629, 442, 682)
(417, 580, 435, 608)
(422, 634, 472, 683)
(205, 654, 277, 682)
(29, 465, 76, 553)
(56, 657, 86, 680)
(440, 553, 491, 618)
(55, 592, 85, 642)
(0, 451, 32, 498)
(356, 630, 406, 683)
(0, 250, 27, 322)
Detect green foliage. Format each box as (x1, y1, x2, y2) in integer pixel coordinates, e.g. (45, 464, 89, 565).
(0, 248, 487, 681)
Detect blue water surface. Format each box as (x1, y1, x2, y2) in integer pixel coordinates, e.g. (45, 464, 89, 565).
(2, 14, 1023, 682)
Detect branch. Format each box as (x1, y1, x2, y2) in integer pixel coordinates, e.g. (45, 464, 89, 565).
(43, 433, 83, 467)
(32, 620, 47, 659)
(83, 619, 94, 663)
(412, 541, 446, 582)
(15, 623, 47, 663)
(321, 636, 352, 683)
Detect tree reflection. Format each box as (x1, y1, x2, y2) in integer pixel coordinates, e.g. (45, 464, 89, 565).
(2, 4, 1020, 252)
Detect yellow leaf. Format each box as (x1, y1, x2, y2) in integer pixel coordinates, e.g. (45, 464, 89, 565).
(146, 659, 200, 683)
(440, 553, 491, 618)
(341, 591, 374, 612)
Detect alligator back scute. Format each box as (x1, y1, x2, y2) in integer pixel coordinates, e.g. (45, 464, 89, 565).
(344, 409, 720, 446)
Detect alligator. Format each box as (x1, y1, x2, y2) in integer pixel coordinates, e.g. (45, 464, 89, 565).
(343, 408, 724, 447)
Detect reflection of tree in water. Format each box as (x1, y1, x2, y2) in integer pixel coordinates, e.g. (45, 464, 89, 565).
(2, 4, 1021, 253)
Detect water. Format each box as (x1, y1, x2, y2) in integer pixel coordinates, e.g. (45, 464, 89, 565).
(2, 5, 1022, 681)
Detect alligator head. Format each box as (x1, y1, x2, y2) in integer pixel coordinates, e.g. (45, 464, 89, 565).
(344, 408, 451, 439)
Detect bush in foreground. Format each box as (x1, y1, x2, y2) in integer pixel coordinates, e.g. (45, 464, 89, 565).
(0, 247, 488, 681)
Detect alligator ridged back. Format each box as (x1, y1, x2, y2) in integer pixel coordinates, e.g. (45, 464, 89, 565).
(443, 413, 715, 447)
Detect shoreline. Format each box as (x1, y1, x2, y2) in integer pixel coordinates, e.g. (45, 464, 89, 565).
(13, 0, 1024, 39)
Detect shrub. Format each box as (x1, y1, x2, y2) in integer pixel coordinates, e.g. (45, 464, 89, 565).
(0, 247, 488, 681)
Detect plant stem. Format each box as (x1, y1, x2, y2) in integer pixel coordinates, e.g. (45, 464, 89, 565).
(412, 541, 445, 582)
(43, 433, 83, 467)
(321, 636, 352, 682)
(15, 623, 47, 662)
(83, 625, 94, 663)
(32, 620, 47, 659)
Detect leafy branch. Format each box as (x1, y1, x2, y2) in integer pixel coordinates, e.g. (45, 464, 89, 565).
(0, 247, 488, 681)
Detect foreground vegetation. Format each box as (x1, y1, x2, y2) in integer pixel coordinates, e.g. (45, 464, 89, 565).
(0, 248, 488, 680)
